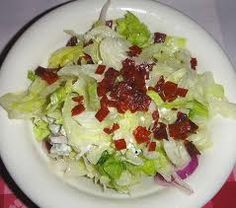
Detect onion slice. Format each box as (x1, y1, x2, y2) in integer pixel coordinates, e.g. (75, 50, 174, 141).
(176, 155, 199, 179)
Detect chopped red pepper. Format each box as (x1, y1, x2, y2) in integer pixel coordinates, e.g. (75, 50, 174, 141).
(114, 139, 126, 150)
(154, 32, 167, 43)
(97, 67, 120, 97)
(66, 36, 78, 47)
(72, 96, 84, 104)
(148, 141, 156, 151)
(83, 39, 93, 47)
(190, 57, 197, 70)
(153, 122, 168, 140)
(177, 87, 188, 97)
(133, 126, 151, 144)
(95, 107, 110, 122)
(95, 65, 106, 74)
(71, 104, 85, 116)
(35, 66, 59, 85)
(127, 45, 142, 57)
(103, 123, 120, 134)
(152, 110, 159, 121)
(162, 81, 178, 102)
(168, 112, 199, 139)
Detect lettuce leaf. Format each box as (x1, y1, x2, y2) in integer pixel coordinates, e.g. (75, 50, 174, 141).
(116, 12, 151, 47)
(100, 37, 130, 70)
(48, 45, 84, 68)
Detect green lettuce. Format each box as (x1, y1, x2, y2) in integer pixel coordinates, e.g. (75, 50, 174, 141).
(33, 118, 50, 141)
(116, 12, 151, 47)
(48, 45, 84, 68)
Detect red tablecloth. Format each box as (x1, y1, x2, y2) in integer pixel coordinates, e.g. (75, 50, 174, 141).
(1, 168, 236, 208)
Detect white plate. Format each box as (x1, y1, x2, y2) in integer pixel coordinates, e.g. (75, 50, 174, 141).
(1, 0, 236, 207)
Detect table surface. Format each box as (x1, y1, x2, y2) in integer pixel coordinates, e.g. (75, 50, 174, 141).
(0, 0, 236, 207)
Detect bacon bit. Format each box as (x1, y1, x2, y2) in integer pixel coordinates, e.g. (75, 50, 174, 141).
(154, 32, 167, 43)
(127, 45, 142, 57)
(148, 141, 156, 151)
(95, 106, 110, 122)
(103, 123, 120, 134)
(152, 110, 159, 121)
(72, 96, 84, 104)
(153, 122, 168, 140)
(190, 57, 197, 70)
(162, 81, 178, 102)
(184, 140, 201, 157)
(168, 112, 199, 139)
(35, 66, 59, 85)
(177, 87, 188, 97)
(133, 126, 151, 144)
(114, 139, 126, 150)
(66, 36, 78, 47)
(71, 104, 85, 116)
(105, 20, 113, 28)
(95, 65, 106, 74)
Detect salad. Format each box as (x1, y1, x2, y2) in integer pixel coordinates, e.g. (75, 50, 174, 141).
(1, 0, 236, 194)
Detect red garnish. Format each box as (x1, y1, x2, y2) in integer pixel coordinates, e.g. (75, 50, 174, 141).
(152, 76, 188, 102)
(154, 32, 167, 43)
(153, 122, 168, 140)
(97, 67, 120, 97)
(190, 57, 197, 70)
(72, 96, 84, 104)
(162, 81, 178, 102)
(71, 104, 85, 116)
(105, 20, 113, 28)
(95, 65, 106, 74)
(95, 107, 110, 122)
(114, 139, 126, 150)
(148, 141, 156, 151)
(127, 45, 142, 57)
(152, 110, 159, 121)
(184, 140, 201, 157)
(103, 123, 120, 134)
(66, 36, 78, 47)
(177, 88, 188, 97)
(84, 53, 94, 64)
(110, 81, 151, 113)
(35, 66, 59, 85)
(133, 126, 151, 144)
(168, 112, 199, 139)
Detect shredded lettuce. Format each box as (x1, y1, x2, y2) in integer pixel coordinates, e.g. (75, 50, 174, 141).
(83, 41, 101, 64)
(84, 25, 120, 42)
(100, 37, 130, 70)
